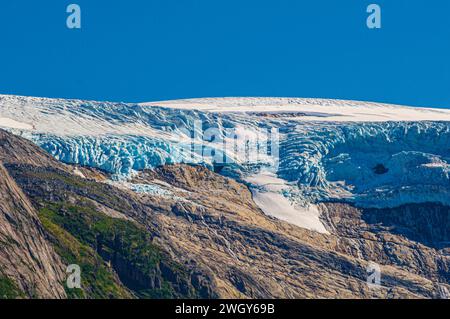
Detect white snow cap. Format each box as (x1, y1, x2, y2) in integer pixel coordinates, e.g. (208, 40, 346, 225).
(142, 97, 450, 122)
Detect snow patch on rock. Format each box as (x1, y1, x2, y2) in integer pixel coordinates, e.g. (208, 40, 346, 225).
(245, 171, 329, 234)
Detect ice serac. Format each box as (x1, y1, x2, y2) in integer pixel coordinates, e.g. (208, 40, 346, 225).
(279, 121, 450, 208)
(1, 95, 450, 233)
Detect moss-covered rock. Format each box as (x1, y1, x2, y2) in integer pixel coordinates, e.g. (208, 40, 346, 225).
(0, 275, 25, 299)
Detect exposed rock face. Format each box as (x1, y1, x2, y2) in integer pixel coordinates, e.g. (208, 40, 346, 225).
(0, 164, 66, 298)
(320, 203, 450, 297)
(0, 130, 67, 298)
(5, 162, 218, 299)
(0, 130, 65, 169)
(0, 129, 449, 299)
(363, 204, 450, 250)
(130, 165, 450, 298)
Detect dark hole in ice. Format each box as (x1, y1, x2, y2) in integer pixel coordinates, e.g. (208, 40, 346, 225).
(373, 163, 389, 175)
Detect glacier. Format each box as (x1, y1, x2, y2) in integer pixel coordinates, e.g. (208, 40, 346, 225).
(1, 94, 450, 232)
(279, 121, 450, 208)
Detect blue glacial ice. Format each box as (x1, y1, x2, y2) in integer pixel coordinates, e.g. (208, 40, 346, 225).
(1, 94, 449, 209)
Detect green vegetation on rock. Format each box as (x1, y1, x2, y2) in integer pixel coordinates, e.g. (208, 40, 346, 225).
(38, 208, 132, 299)
(0, 275, 25, 299)
(39, 201, 198, 299)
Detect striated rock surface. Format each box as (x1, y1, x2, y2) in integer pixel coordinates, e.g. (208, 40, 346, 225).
(127, 165, 450, 298)
(0, 165, 66, 298)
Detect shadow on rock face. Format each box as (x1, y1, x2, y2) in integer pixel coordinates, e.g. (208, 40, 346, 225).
(362, 203, 450, 250)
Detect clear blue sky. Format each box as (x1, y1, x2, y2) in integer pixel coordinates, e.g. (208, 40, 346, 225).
(0, 0, 449, 108)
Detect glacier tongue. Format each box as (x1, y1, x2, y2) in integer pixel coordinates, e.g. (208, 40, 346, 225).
(1, 94, 450, 232)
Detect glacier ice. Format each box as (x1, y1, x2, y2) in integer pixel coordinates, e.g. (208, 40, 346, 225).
(1, 94, 450, 214)
(279, 121, 450, 207)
